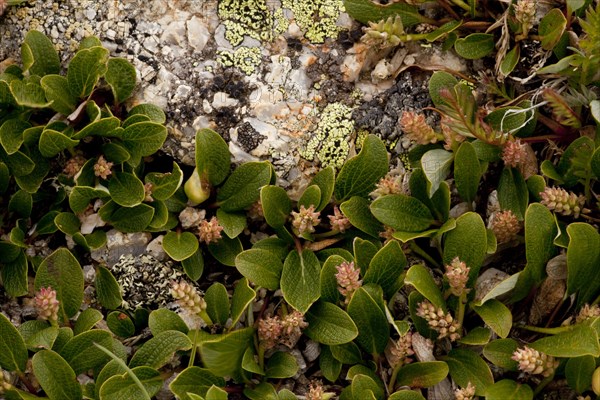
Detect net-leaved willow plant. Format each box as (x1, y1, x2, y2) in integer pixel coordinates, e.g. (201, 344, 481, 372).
(345, 0, 600, 84)
(1, 31, 600, 400)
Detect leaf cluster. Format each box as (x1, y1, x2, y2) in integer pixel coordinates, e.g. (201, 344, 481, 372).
(1, 23, 600, 400)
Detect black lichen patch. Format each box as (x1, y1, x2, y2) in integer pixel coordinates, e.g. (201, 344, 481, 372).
(305, 49, 355, 107)
(110, 254, 185, 310)
(352, 71, 435, 147)
(236, 121, 267, 152)
(211, 70, 253, 100)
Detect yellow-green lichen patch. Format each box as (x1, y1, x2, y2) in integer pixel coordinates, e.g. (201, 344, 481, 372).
(218, 0, 275, 46)
(282, 0, 345, 43)
(301, 103, 355, 168)
(217, 47, 262, 75)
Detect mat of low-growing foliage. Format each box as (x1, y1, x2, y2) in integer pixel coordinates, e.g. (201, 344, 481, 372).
(1, 1, 600, 399)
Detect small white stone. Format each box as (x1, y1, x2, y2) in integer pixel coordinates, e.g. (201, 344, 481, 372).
(202, 99, 213, 114)
(173, 85, 192, 101)
(187, 16, 210, 52)
(212, 92, 239, 109)
(161, 20, 186, 46)
(146, 235, 168, 262)
(142, 36, 159, 54)
(105, 29, 117, 40)
(371, 59, 392, 82)
(287, 21, 303, 38)
(84, 8, 97, 21)
(341, 53, 364, 82)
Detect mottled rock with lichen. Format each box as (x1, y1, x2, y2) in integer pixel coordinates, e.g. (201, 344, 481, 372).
(301, 102, 355, 169)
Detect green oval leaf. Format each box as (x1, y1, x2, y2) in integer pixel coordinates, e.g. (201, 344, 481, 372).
(396, 361, 449, 388)
(565, 355, 595, 394)
(334, 134, 389, 201)
(405, 264, 445, 310)
(163, 231, 199, 262)
(144, 162, 183, 201)
(129, 330, 192, 369)
(0, 312, 28, 372)
(41, 75, 77, 115)
(105, 58, 137, 104)
(484, 379, 533, 400)
(472, 299, 512, 339)
(198, 327, 254, 381)
(1, 250, 28, 297)
(169, 367, 225, 400)
(59, 329, 113, 374)
(483, 339, 519, 370)
(539, 8, 567, 50)
(442, 212, 487, 284)
(205, 282, 230, 326)
(99, 366, 163, 400)
(512, 203, 557, 302)
(363, 240, 406, 299)
(497, 167, 528, 220)
(9, 80, 52, 108)
(389, 391, 427, 400)
(182, 248, 204, 281)
(217, 161, 272, 212)
(72, 117, 121, 140)
(195, 128, 231, 186)
(67, 46, 109, 98)
(95, 266, 123, 310)
(347, 286, 389, 354)
(305, 301, 358, 345)
(281, 250, 321, 314)
(340, 196, 383, 238)
(207, 235, 243, 267)
(109, 203, 155, 233)
(454, 141, 481, 204)
(107, 311, 136, 338)
(34, 248, 84, 319)
(230, 278, 255, 327)
(69, 186, 110, 214)
(454, 33, 495, 59)
(459, 326, 492, 345)
(443, 348, 493, 396)
(310, 166, 335, 211)
(330, 342, 362, 364)
(121, 122, 168, 162)
(260, 185, 292, 229)
(32, 350, 82, 400)
(148, 309, 188, 336)
(0, 119, 30, 155)
(566, 222, 600, 307)
(22, 30, 60, 76)
(319, 255, 345, 304)
(108, 171, 145, 207)
(73, 308, 103, 335)
(216, 209, 246, 239)
(38, 129, 79, 158)
(265, 351, 298, 379)
(420, 149, 454, 196)
(298, 185, 321, 209)
(235, 249, 283, 290)
(342, 0, 425, 27)
(370, 194, 434, 232)
(500, 45, 520, 76)
(530, 325, 600, 358)
(128, 103, 166, 123)
(429, 71, 458, 108)
(319, 346, 342, 383)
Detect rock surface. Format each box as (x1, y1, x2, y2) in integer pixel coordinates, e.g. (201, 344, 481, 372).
(0, 0, 463, 190)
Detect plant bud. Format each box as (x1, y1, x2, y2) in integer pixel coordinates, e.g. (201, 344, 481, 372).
(184, 168, 211, 205)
